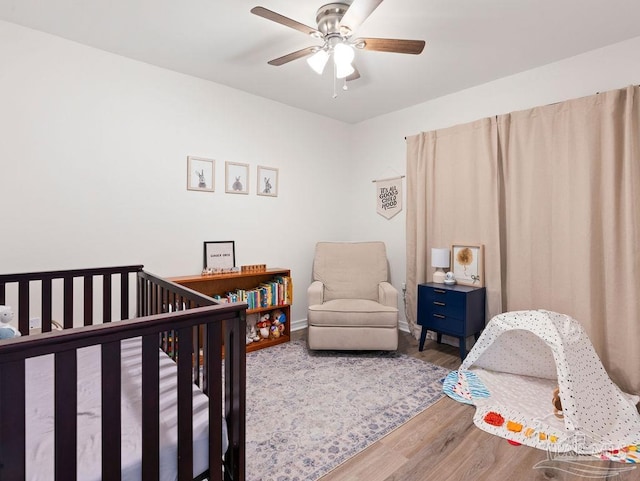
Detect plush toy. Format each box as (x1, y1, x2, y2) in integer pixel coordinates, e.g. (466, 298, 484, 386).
(0, 305, 21, 340)
(268, 309, 286, 336)
(257, 313, 271, 339)
(552, 386, 563, 419)
(245, 315, 260, 344)
(271, 309, 286, 325)
(270, 324, 281, 339)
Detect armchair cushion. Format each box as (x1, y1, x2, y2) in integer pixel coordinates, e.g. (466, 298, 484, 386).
(308, 299, 398, 328)
(313, 241, 389, 302)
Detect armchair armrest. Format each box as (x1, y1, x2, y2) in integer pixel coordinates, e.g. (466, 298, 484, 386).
(308, 281, 324, 306)
(378, 282, 399, 308)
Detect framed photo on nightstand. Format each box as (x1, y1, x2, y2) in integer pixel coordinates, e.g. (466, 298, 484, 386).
(451, 244, 484, 286)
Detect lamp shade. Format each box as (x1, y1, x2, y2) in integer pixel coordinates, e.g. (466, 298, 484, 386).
(307, 49, 329, 75)
(335, 61, 355, 79)
(333, 43, 355, 65)
(431, 248, 450, 268)
(333, 43, 355, 79)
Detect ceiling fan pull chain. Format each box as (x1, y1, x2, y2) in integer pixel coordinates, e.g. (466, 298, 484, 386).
(332, 60, 338, 99)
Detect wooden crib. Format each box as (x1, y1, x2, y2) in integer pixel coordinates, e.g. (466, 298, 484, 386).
(0, 265, 246, 481)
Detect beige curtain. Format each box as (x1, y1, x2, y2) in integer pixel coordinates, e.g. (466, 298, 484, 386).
(405, 118, 503, 338)
(498, 86, 640, 394)
(407, 85, 640, 394)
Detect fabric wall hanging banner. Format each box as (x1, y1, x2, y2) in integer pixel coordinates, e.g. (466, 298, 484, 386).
(374, 175, 404, 219)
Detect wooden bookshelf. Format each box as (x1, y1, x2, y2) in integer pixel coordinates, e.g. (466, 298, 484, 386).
(168, 268, 292, 353)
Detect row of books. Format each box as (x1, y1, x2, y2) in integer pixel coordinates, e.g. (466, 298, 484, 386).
(213, 276, 293, 310)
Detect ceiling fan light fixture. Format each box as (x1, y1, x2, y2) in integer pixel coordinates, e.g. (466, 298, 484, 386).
(306, 49, 330, 74)
(335, 61, 355, 79)
(333, 42, 355, 66)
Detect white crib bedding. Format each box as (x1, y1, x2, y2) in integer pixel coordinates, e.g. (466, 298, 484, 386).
(24, 337, 227, 481)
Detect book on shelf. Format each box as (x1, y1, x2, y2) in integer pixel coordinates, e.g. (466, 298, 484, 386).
(212, 276, 293, 310)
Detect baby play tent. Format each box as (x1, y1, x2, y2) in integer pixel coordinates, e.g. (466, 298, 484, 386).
(443, 310, 640, 461)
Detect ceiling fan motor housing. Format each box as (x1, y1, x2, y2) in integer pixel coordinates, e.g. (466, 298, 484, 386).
(316, 3, 351, 38)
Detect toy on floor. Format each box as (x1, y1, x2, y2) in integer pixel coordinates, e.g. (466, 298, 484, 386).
(552, 387, 564, 419)
(0, 305, 21, 339)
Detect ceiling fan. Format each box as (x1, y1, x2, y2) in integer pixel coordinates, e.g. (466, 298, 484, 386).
(250, 0, 425, 94)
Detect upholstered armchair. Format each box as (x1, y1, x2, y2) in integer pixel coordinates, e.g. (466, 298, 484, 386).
(307, 241, 399, 350)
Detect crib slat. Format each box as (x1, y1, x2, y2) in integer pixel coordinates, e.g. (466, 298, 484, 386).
(224, 316, 246, 481)
(84, 275, 94, 326)
(102, 341, 122, 481)
(0, 282, 5, 304)
(206, 322, 223, 478)
(142, 334, 160, 480)
(121, 272, 129, 320)
(177, 326, 194, 481)
(19, 280, 29, 335)
(103, 274, 112, 322)
(55, 350, 77, 481)
(63, 276, 74, 329)
(43, 278, 53, 332)
(0, 360, 26, 479)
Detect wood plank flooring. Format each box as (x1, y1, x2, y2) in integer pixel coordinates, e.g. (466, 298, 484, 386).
(291, 330, 640, 481)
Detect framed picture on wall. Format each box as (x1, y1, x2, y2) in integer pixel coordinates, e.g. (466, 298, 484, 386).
(451, 244, 484, 286)
(204, 241, 236, 270)
(187, 156, 215, 192)
(256, 165, 278, 197)
(225, 162, 249, 194)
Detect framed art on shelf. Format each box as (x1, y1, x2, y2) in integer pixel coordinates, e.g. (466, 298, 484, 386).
(187, 156, 215, 192)
(204, 241, 236, 270)
(451, 244, 484, 286)
(225, 162, 249, 194)
(257, 165, 278, 197)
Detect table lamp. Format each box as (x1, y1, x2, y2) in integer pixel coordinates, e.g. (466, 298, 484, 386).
(431, 248, 450, 284)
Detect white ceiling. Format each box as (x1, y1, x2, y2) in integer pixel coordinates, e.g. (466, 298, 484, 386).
(2, 0, 640, 124)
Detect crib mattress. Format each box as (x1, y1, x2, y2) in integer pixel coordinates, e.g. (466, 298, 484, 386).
(24, 337, 226, 481)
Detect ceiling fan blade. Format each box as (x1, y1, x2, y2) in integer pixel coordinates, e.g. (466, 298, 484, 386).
(267, 46, 318, 66)
(339, 0, 384, 34)
(346, 66, 361, 81)
(355, 38, 426, 54)
(251, 6, 321, 37)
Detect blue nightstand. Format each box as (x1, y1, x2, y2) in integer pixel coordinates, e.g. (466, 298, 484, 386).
(417, 282, 486, 360)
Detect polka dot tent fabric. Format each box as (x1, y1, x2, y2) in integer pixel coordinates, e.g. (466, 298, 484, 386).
(443, 310, 640, 458)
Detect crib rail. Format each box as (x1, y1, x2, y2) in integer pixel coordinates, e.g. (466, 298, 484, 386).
(0, 267, 246, 481)
(0, 264, 144, 334)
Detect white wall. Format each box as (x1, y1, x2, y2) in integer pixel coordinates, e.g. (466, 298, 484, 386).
(0, 20, 353, 323)
(3, 19, 640, 328)
(349, 35, 640, 326)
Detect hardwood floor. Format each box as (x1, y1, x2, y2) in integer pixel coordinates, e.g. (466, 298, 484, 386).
(291, 330, 640, 481)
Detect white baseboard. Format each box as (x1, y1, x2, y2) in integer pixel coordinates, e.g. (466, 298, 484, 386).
(291, 318, 308, 332)
(398, 318, 410, 333)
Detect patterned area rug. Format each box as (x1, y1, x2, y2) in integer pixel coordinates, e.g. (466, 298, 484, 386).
(245, 340, 449, 481)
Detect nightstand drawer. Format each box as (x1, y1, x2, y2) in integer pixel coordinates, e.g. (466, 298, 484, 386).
(423, 289, 465, 319)
(426, 313, 464, 336)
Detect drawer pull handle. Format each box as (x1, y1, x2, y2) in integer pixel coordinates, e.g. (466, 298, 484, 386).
(434, 289, 446, 294)
(433, 301, 445, 306)
(433, 314, 445, 319)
